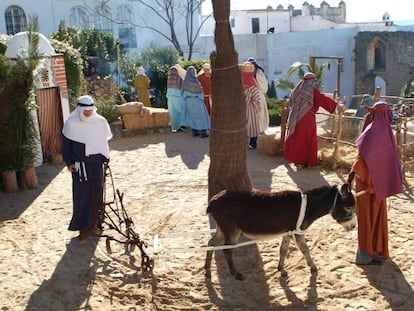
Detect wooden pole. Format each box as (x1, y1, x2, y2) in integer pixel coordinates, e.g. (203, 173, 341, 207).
(374, 87, 381, 102)
(280, 99, 289, 154)
(332, 90, 342, 170)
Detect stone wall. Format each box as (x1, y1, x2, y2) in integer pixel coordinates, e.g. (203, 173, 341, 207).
(355, 31, 414, 96)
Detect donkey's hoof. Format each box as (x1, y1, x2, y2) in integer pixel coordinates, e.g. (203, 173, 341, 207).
(235, 272, 245, 281)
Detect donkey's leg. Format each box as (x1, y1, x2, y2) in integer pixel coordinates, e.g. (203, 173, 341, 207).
(278, 235, 291, 277)
(223, 230, 244, 281)
(205, 228, 225, 278)
(295, 234, 317, 274)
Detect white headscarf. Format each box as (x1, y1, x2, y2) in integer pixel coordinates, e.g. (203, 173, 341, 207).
(62, 95, 113, 158)
(137, 66, 145, 75)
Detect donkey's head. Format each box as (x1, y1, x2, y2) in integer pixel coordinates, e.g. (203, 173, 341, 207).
(331, 183, 356, 231)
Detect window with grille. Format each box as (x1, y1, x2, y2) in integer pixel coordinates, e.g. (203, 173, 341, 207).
(5, 5, 27, 35)
(117, 4, 136, 49)
(69, 6, 88, 29)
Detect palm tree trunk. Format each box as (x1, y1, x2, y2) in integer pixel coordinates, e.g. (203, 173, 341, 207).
(208, 0, 252, 200)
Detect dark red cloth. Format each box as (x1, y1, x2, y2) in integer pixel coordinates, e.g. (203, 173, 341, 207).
(197, 73, 211, 114)
(284, 89, 337, 166)
(356, 102, 403, 200)
(240, 71, 257, 90)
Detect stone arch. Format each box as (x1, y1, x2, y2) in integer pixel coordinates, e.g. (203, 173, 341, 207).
(367, 37, 386, 71)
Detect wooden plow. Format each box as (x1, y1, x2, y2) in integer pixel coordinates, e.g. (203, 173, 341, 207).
(97, 165, 154, 272)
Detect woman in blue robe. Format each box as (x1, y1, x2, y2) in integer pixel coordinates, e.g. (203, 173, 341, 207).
(166, 65, 186, 131)
(181, 66, 210, 137)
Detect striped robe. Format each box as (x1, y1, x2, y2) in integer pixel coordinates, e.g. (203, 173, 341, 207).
(245, 85, 262, 138)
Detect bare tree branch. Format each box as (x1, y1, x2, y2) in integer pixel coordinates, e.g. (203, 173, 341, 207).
(81, 0, 210, 60)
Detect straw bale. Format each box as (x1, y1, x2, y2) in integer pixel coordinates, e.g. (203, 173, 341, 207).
(319, 140, 357, 170)
(149, 107, 170, 128)
(258, 130, 282, 156)
(116, 102, 144, 115)
(121, 107, 169, 130)
(122, 114, 149, 130)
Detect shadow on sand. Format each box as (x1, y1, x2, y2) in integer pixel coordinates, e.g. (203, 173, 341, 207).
(0, 163, 64, 223)
(24, 237, 99, 311)
(359, 260, 414, 310)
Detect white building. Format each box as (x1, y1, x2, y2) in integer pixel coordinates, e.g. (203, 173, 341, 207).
(0, 0, 197, 51)
(0, 1, 401, 97)
(201, 1, 348, 36)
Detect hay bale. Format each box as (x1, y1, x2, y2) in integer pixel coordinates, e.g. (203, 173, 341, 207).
(149, 107, 170, 128)
(116, 102, 144, 115)
(121, 107, 170, 130)
(122, 113, 150, 129)
(258, 128, 283, 156)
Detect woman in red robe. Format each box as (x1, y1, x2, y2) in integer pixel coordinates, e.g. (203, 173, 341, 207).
(284, 72, 343, 169)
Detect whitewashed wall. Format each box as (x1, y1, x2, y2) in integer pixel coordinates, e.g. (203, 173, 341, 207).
(0, 0, 193, 51)
(195, 28, 357, 99)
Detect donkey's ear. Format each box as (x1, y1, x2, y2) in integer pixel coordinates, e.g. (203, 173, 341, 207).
(340, 183, 350, 196)
(347, 172, 355, 185)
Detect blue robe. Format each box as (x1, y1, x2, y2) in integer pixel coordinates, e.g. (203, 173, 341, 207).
(166, 88, 186, 131)
(181, 90, 210, 133)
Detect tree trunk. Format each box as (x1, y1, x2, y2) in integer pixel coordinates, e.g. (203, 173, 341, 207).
(19, 166, 38, 190)
(1, 170, 18, 193)
(208, 0, 252, 201)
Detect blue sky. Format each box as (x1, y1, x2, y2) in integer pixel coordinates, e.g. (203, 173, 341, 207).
(202, 0, 413, 24)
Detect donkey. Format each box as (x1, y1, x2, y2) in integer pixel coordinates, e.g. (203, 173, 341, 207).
(204, 183, 356, 280)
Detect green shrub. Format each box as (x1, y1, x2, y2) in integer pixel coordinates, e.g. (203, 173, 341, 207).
(267, 97, 281, 126)
(180, 59, 209, 73)
(96, 98, 119, 124)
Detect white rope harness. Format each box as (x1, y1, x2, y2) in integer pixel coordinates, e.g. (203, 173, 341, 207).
(153, 193, 312, 254)
(286, 193, 308, 237)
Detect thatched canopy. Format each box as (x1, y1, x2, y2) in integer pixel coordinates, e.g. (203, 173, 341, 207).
(208, 0, 252, 200)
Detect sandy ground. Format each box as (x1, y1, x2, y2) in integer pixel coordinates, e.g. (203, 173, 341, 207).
(1, 129, 414, 311)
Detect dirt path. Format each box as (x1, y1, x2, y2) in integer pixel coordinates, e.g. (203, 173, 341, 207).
(1, 131, 413, 311)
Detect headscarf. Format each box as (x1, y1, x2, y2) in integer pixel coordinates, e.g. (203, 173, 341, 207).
(198, 63, 211, 76)
(354, 94, 374, 118)
(286, 72, 316, 138)
(247, 57, 265, 78)
(182, 66, 203, 94)
(137, 66, 145, 75)
(167, 65, 182, 90)
(356, 101, 403, 200)
(62, 95, 112, 159)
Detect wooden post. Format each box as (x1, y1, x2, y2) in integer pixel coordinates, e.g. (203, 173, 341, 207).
(1, 170, 18, 193)
(373, 87, 381, 102)
(332, 90, 342, 170)
(279, 99, 289, 154)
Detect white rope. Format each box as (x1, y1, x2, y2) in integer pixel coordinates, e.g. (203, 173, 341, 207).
(286, 193, 307, 237)
(153, 194, 309, 254)
(154, 238, 260, 254)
